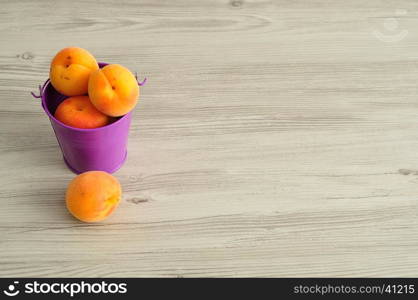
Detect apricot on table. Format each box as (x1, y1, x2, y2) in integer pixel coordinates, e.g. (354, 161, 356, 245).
(50, 47, 99, 96)
(66, 171, 122, 223)
(54, 96, 111, 129)
(88, 64, 139, 117)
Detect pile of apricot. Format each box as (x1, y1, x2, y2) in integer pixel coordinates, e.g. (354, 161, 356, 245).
(50, 47, 140, 129)
(47, 47, 143, 222)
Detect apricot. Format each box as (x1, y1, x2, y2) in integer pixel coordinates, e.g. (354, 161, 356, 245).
(66, 171, 122, 223)
(88, 64, 139, 117)
(54, 96, 111, 129)
(50, 47, 99, 96)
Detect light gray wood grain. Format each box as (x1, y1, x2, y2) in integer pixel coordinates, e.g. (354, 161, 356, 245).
(1, 0, 418, 277)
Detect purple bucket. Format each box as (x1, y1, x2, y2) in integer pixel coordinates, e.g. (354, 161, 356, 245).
(34, 62, 135, 174)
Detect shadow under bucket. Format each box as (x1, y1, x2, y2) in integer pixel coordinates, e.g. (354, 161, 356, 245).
(34, 62, 137, 174)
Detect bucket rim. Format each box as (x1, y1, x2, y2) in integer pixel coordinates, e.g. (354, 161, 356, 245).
(41, 62, 132, 132)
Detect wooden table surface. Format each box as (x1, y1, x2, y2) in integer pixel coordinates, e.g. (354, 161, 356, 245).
(1, 0, 418, 277)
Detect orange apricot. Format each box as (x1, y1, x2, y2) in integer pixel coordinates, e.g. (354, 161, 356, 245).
(50, 47, 99, 96)
(66, 171, 122, 223)
(54, 96, 111, 129)
(88, 64, 139, 117)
